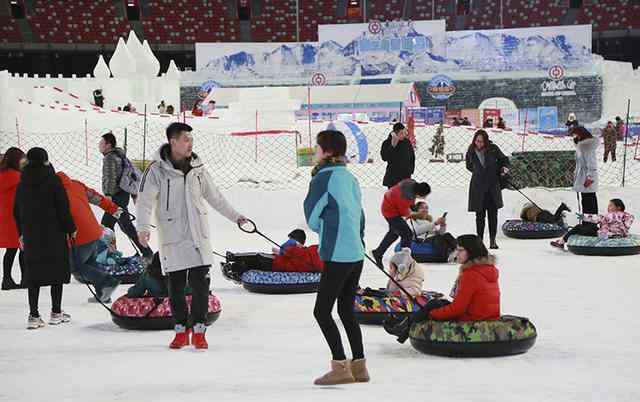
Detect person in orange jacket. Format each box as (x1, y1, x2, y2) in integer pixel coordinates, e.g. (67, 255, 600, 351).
(56, 171, 124, 302)
(221, 229, 324, 283)
(371, 179, 431, 267)
(0, 148, 26, 290)
(385, 234, 500, 343)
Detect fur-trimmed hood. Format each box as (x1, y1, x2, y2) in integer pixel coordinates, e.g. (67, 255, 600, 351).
(459, 255, 498, 281)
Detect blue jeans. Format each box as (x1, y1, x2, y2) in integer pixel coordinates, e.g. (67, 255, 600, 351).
(72, 240, 116, 290)
(100, 191, 153, 258)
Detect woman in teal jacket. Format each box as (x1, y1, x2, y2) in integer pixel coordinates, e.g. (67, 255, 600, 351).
(304, 130, 368, 386)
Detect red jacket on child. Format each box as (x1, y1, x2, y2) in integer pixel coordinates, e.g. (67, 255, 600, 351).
(381, 180, 415, 219)
(273, 245, 324, 273)
(430, 255, 500, 321)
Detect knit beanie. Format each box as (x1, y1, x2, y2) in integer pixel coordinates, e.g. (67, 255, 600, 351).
(456, 234, 488, 261)
(26, 147, 49, 166)
(288, 229, 306, 245)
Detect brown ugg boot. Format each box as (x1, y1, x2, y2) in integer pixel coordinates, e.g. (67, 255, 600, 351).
(351, 358, 370, 383)
(313, 360, 356, 386)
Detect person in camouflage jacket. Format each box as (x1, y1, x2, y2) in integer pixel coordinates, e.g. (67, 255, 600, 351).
(602, 121, 617, 163)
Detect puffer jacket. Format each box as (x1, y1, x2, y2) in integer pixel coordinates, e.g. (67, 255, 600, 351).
(136, 144, 242, 273)
(102, 147, 126, 196)
(387, 261, 424, 297)
(585, 211, 635, 238)
(573, 137, 599, 193)
(57, 172, 119, 247)
(381, 179, 417, 219)
(273, 245, 324, 273)
(430, 255, 500, 321)
(409, 217, 445, 240)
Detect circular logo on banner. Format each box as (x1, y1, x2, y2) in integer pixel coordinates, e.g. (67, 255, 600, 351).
(427, 75, 456, 100)
(311, 72, 327, 86)
(548, 65, 565, 81)
(368, 21, 382, 35)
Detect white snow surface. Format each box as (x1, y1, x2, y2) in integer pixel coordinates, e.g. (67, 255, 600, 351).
(1, 186, 639, 402)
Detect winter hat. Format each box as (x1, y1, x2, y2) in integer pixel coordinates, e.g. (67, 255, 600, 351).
(26, 147, 49, 166)
(288, 229, 306, 245)
(456, 234, 488, 261)
(390, 247, 415, 280)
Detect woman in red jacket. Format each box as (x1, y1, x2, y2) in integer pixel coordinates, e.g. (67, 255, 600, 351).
(0, 148, 25, 290)
(385, 234, 500, 342)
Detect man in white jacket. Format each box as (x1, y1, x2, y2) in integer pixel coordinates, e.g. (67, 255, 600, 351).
(136, 122, 248, 350)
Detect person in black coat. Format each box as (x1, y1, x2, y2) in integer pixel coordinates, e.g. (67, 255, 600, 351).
(381, 122, 415, 188)
(14, 148, 76, 329)
(465, 130, 509, 249)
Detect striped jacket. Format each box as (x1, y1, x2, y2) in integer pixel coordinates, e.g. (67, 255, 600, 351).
(101, 147, 125, 196)
(304, 162, 365, 263)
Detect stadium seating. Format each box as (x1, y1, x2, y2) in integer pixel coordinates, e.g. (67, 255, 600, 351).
(0, 16, 22, 43)
(250, 0, 297, 42)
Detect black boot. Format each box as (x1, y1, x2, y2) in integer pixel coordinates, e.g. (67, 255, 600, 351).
(383, 314, 411, 343)
(489, 238, 499, 249)
(1, 277, 20, 290)
(371, 249, 383, 268)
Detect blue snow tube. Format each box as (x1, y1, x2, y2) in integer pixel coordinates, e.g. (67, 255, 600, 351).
(240, 270, 321, 294)
(567, 234, 640, 256)
(394, 241, 448, 263)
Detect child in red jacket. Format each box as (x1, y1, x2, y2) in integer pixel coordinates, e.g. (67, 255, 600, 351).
(371, 179, 431, 267)
(384, 234, 500, 343)
(221, 229, 324, 282)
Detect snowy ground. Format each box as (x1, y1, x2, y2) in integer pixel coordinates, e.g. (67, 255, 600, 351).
(1, 186, 639, 402)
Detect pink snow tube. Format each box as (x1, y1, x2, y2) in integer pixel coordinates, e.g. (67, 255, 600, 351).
(111, 293, 222, 330)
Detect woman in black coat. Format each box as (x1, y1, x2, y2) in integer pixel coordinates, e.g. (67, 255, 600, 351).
(465, 130, 510, 249)
(14, 148, 76, 329)
(381, 122, 415, 188)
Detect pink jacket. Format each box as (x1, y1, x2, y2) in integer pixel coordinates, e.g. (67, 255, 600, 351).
(585, 211, 635, 238)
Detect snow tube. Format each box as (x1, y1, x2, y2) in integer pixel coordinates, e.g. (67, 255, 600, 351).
(502, 219, 567, 240)
(567, 234, 640, 256)
(74, 255, 145, 285)
(394, 241, 447, 263)
(354, 289, 444, 325)
(240, 270, 321, 294)
(410, 315, 537, 357)
(111, 293, 222, 330)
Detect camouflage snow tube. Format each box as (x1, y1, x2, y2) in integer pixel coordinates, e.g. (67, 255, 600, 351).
(567, 234, 640, 256)
(409, 315, 537, 357)
(502, 219, 567, 240)
(353, 289, 443, 325)
(240, 270, 321, 294)
(74, 255, 145, 285)
(111, 294, 222, 330)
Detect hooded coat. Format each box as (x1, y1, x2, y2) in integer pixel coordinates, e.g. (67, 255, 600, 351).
(136, 144, 242, 274)
(14, 164, 76, 286)
(430, 255, 500, 321)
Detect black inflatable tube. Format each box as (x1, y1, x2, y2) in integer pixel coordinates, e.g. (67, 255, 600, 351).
(355, 311, 412, 326)
(410, 335, 537, 357)
(413, 254, 448, 263)
(567, 245, 640, 256)
(111, 311, 221, 331)
(241, 281, 320, 294)
(503, 229, 566, 240)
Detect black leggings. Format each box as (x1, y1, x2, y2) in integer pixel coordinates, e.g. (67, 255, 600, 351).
(3, 248, 24, 281)
(168, 266, 210, 327)
(313, 261, 364, 361)
(476, 193, 498, 241)
(28, 284, 63, 317)
(580, 192, 598, 215)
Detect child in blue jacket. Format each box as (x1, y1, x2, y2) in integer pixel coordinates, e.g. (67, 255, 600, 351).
(304, 130, 368, 386)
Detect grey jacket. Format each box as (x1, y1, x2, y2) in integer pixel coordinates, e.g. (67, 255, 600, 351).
(136, 144, 241, 274)
(102, 148, 125, 196)
(573, 137, 599, 193)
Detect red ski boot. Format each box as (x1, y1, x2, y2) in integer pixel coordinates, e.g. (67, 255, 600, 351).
(169, 327, 191, 349)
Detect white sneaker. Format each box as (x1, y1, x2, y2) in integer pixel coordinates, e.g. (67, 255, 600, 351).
(27, 315, 45, 330)
(49, 311, 71, 325)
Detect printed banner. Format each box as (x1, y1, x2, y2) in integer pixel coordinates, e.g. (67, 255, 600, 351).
(538, 106, 559, 130)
